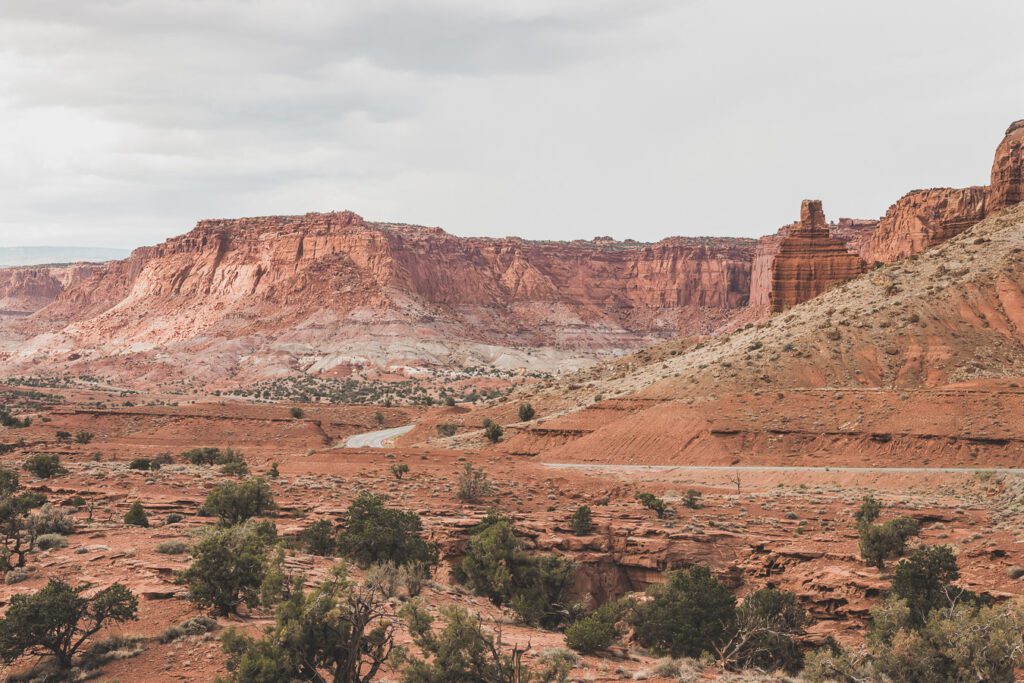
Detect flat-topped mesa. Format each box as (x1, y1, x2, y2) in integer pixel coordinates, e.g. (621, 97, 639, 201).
(768, 201, 865, 313)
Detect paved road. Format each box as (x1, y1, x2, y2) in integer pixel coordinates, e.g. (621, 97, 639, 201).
(543, 463, 1024, 474)
(344, 424, 416, 448)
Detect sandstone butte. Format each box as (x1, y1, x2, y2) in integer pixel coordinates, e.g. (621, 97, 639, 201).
(0, 119, 1021, 384)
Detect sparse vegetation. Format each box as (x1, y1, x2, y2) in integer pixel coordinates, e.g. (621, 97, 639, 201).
(0, 579, 138, 670)
(181, 520, 276, 615)
(401, 602, 571, 682)
(390, 462, 410, 479)
(518, 403, 536, 421)
(22, 454, 66, 479)
(123, 501, 149, 527)
(483, 419, 504, 443)
(855, 496, 920, 568)
(636, 492, 667, 518)
(221, 564, 397, 682)
(436, 422, 458, 437)
(201, 477, 276, 525)
(569, 505, 593, 535)
(456, 462, 493, 503)
(336, 492, 437, 568)
(454, 512, 574, 628)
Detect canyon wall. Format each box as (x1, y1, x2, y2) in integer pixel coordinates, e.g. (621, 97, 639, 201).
(0, 264, 103, 314)
(861, 119, 1024, 264)
(8, 119, 1022, 384)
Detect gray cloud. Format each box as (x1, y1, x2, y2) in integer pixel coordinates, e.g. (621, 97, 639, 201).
(1, 0, 1022, 248)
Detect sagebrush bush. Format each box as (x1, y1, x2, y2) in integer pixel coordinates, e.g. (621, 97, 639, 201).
(156, 541, 187, 555)
(36, 534, 68, 551)
(30, 505, 75, 535)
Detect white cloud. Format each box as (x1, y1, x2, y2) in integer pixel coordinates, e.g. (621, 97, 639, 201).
(1, 0, 1021, 248)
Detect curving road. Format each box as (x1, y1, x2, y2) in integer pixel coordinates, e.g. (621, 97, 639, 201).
(344, 424, 416, 448)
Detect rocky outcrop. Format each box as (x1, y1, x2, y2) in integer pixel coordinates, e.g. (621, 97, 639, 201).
(860, 187, 988, 264)
(990, 119, 1024, 211)
(768, 201, 865, 312)
(0, 264, 102, 314)
(861, 120, 1024, 264)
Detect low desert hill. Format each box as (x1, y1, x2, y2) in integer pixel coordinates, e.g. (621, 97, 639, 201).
(479, 203, 1024, 467)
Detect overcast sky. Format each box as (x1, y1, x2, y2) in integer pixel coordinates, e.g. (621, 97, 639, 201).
(1, 0, 1022, 249)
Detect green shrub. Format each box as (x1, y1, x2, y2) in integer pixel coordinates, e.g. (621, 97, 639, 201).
(483, 420, 503, 443)
(400, 602, 567, 683)
(518, 403, 536, 421)
(0, 410, 30, 429)
(201, 477, 276, 525)
(181, 447, 244, 467)
(180, 521, 275, 615)
(637, 492, 667, 518)
(129, 457, 158, 471)
(456, 512, 574, 629)
(724, 589, 806, 672)
(336, 492, 437, 568)
(219, 459, 250, 476)
(565, 600, 632, 654)
(74, 431, 95, 445)
(631, 565, 736, 658)
(123, 501, 149, 527)
(23, 454, 66, 479)
(221, 565, 397, 682)
(166, 513, 184, 524)
(0, 580, 137, 670)
(390, 462, 410, 480)
(299, 519, 336, 556)
(890, 545, 962, 626)
(859, 517, 920, 568)
(570, 506, 593, 535)
(290, 407, 304, 419)
(0, 468, 18, 497)
(683, 489, 702, 509)
(55, 431, 72, 443)
(268, 462, 280, 478)
(854, 495, 919, 568)
(436, 422, 458, 437)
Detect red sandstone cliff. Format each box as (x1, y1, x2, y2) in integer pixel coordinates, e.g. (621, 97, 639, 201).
(0, 264, 103, 315)
(9, 213, 759, 383)
(748, 208, 871, 310)
(861, 120, 1024, 264)
(767, 201, 865, 312)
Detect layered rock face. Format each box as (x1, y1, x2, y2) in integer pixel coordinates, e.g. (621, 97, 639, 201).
(861, 120, 1024, 264)
(767, 200, 865, 312)
(990, 119, 1024, 211)
(860, 187, 988, 264)
(0, 264, 102, 314)
(12, 213, 760, 382)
